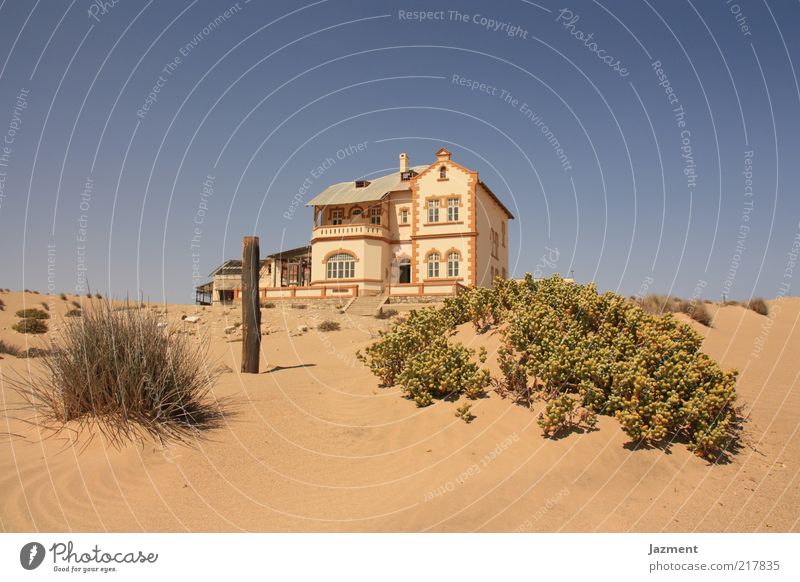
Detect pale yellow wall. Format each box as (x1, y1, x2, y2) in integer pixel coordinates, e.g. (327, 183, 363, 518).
(310, 237, 385, 285)
(475, 183, 510, 287)
(415, 237, 470, 282)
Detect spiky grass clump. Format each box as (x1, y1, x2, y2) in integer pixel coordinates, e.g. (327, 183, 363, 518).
(12, 300, 226, 446)
(65, 308, 82, 317)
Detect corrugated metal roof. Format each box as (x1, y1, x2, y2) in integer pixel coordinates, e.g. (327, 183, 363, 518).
(305, 166, 427, 206)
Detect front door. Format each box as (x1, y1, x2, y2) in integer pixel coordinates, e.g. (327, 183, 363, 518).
(399, 263, 411, 284)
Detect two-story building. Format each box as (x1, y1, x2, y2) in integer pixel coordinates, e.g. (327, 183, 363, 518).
(304, 148, 513, 298)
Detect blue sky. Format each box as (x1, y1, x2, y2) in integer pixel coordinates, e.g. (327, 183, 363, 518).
(0, 0, 798, 303)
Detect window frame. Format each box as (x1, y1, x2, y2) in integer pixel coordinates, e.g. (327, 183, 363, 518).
(427, 252, 440, 278)
(331, 208, 344, 225)
(325, 252, 356, 279)
(370, 206, 381, 225)
(427, 199, 439, 223)
(447, 197, 459, 222)
(447, 251, 460, 278)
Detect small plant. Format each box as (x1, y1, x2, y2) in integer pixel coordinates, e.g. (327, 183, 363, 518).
(71, 299, 81, 308)
(12, 318, 49, 334)
(60, 293, 68, 301)
(95, 292, 103, 299)
(15, 308, 50, 319)
(65, 309, 82, 317)
(260, 301, 276, 308)
(290, 303, 307, 310)
(85, 292, 92, 298)
(455, 402, 475, 423)
(0, 297, 4, 311)
(10, 300, 226, 445)
(41, 301, 50, 311)
(317, 320, 341, 332)
(0, 339, 21, 357)
(376, 308, 399, 319)
(746, 298, 769, 316)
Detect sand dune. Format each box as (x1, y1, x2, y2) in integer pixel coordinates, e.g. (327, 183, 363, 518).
(1, 290, 798, 532)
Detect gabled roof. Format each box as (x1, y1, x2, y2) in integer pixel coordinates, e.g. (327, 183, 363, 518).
(306, 166, 427, 206)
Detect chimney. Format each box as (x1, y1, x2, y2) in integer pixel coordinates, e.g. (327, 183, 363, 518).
(399, 152, 409, 173)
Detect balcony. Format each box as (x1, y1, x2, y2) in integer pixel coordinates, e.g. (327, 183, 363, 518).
(312, 222, 389, 241)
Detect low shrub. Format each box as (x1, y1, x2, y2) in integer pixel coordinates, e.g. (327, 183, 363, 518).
(10, 300, 226, 445)
(60, 293, 68, 301)
(746, 298, 769, 316)
(41, 302, 50, 311)
(260, 302, 276, 309)
(95, 292, 103, 299)
(0, 298, 4, 311)
(290, 303, 307, 309)
(71, 300, 81, 309)
(13, 318, 49, 334)
(65, 309, 82, 317)
(317, 320, 340, 332)
(360, 275, 739, 459)
(375, 308, 399, 320)
(396, 335, 490, 406)
(15, 308, 50, 320)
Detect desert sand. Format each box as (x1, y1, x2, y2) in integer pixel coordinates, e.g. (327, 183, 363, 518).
(1, 289, 798, 532)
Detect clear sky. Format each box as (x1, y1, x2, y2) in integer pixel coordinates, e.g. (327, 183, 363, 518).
(0, 0, 798, 303)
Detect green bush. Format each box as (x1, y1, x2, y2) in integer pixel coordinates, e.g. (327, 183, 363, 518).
(396, 335, 490, 406)
(13, 318, 49, 334)
(15, 308, 50, 319)
(360, 275, 739, 459)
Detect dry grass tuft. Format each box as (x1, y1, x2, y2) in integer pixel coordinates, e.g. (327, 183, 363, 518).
(746, 298, 769, 316)
(12, 319, 49, 334)
(260, 302, 276, 309)
(59, 293, 68, 301)
(10, 300, 227, 446)
(636, 294, 713, 327)
(376, 308, 399, 320)
(317, 320, 340, 332)
(15, 308, 50, 320)
(0, 339, 21, 357)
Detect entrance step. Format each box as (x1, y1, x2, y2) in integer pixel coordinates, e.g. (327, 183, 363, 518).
(344, 294, 388, 316)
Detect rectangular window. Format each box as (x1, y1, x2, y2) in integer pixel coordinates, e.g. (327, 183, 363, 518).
(331, 209, 343, 225)
(427, 200, 439, 223)
(400, 209, 408, 224)
(370, 207, 381, 225)
(428, 259, 439, 278)
(447, 198, 459, 222)
(501, 221, 506, 247)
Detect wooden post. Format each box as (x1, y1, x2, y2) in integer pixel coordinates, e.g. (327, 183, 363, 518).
(241, 236, 261, 373)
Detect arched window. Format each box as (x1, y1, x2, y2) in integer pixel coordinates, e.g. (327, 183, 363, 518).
(439, 166, 447, 179)
(447, 252, 460, 278)
(427, 252, 440, 278)
(326, 253, 355, 279)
